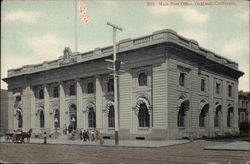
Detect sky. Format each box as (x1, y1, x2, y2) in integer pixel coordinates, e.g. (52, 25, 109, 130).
(1, 0, 249, 91)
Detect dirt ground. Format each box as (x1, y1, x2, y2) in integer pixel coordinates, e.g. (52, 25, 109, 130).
(0, 140, 249, 163)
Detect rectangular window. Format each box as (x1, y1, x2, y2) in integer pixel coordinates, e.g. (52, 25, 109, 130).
(179, 73, 185, 87)
(69, 85, 76, 96)
(228, 85, 232, 97)
(216, 83, 221, 94)
(53, 87, 59, 98)
(201, 79, 205, 92)
(39, 89, 44, 99)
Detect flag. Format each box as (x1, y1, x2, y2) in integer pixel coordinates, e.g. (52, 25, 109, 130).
(79, 0, 90, 23)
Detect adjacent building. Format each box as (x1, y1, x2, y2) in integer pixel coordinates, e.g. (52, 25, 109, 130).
(2, 29, 244, 140)
(1, 89, 8, 133)
(238, 91, 250, 132)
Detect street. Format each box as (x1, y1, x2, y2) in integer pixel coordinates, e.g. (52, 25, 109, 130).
(0, 140, 249, 163)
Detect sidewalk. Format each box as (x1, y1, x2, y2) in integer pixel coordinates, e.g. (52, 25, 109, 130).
(205, 141, 250, 151)
(0, 137, 189, 148)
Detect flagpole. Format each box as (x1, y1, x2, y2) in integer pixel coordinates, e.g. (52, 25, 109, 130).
(75, 0, 78, 52)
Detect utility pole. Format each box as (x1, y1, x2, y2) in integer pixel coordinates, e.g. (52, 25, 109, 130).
(106, 22, 122, 145)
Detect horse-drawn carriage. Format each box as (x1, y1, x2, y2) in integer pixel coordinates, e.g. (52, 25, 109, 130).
(5, 129, 32, 143)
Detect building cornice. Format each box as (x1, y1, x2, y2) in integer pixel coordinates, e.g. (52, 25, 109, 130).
(3, 28, 244, 82)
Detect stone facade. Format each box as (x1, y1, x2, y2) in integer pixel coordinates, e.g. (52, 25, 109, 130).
(3, 29, 244, 140)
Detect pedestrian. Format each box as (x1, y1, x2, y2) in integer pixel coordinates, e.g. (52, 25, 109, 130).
(95, 130, 100, 141)
(83, 130, 86, 141)
(79, 130, 83, 140)
(43, 132, 47, 144)
(63, 124, 67, 135)
(86, 130, 90, 141)
(68, 124, 73, 134)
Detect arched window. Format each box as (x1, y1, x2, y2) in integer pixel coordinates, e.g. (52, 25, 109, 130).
(39, 89, 44, 99)
(138, 103, 150, 127)
(199, 103, 209, 127)
(69, 104, 77, 130)
(54, 109, 60, 128)
(40, 111, 44, 128)
(53, 87, 59, 98)
(17, 111, 23, 128)
(87, 82, 94, 94)
(214, 111, 219, 127)
(138, 73, 147, 86)
(108, 105, 115, 128)
(227, 108, 233, 127)
(88, 107, 96, 128)
(107, 79, 114, 92)
(214, 103, 222, 127)
(69, 85, 76, 96)
(177, 106, 185, 127)
(199, 110, 205, 127)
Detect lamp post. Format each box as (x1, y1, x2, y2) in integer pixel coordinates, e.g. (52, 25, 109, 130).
(54, 118, 58, 139)
(107, 22, 122, 145)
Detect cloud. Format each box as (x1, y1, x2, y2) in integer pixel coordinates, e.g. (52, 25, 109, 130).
(219, 35, 249, 58)
(148, 6, 208, 24)
(218, 35, 249, 91)
(26, 34, 66, 62)
(179, 29, 209, 45)
(239, 10, 249, 21)
(3, 10, 42, 24)
(239, 67, 249, 91)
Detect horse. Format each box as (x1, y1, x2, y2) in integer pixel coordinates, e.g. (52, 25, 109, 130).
(21, 128, 32, 143)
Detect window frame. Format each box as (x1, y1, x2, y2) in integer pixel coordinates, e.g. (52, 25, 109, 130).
(138, 73, 148, 86)
(107, 78, 114, 92)
(40, 111, 45, 128)
(228, 85, 233, 97)
(216, 82, 221, 94)
(88, 107, 96, 128)
(69, 85, 76, 96)
(87, 82, 94, 94)
(54, 109, 60, 128)
(138, 103, 150, 128)
(39, 89, 44, 99)
(177, 107, 185, 127)
(199, 110, 206, 127)
(108, 105, 115, 128)
(179, 72, 186, 87)
(201, 78, 206, 92)
(53, 87, 59, 98)
(17, 111, 23, 128)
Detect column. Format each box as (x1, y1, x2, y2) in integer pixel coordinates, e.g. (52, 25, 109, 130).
(234, 83, 239, 132)
(59, 82, 66, 129)
(96, 76, 103, 129)
(7, 91, 14, 130)
(30, 87, 36, 130)
(44, 85, 50, 130)
(22, 85, 32, 131)
(208, 76, 214, 135)
(222, 80, 227, 133)
(76, 79, 83, 129)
